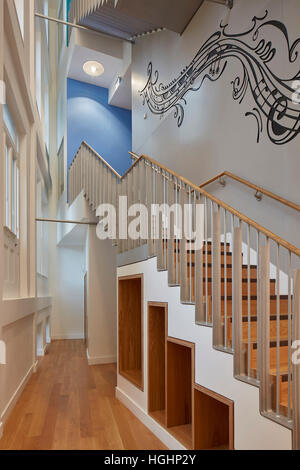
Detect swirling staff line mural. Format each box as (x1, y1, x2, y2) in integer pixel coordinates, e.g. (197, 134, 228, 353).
(139, 10, 300, 145)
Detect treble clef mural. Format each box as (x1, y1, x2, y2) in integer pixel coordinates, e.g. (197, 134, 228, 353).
(140, 10, 300, 145)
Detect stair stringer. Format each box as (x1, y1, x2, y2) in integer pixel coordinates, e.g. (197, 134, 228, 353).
(116, 256, 292, 450)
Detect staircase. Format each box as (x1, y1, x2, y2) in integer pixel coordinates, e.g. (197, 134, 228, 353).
(68, 140, 300, 449)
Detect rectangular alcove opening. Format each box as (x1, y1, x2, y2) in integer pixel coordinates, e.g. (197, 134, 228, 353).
(148, 303, 167, 427)
(166, 338, 193, 449)
(118, 275, 143, 390)
(194, 385, 234, 450)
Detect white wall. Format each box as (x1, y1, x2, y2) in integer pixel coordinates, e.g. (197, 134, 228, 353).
(1, 314, 33, 419)
(51, 245, 85, 340)
(131, 0, 300, 249)
(86, 227, 117, 365)
(117, 257, 292, 450)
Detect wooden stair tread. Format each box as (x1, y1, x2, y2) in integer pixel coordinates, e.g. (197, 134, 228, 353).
(227, 314, 289, 322)
(219, 295, 290, 300)
(175, 250, 233, 255)
(242, 336, 289, 345)
(187, 273, 275, 284)
(187, 263, 258, 269)
(269, 367, 290, 377)
(181, 262, 257, 268)
(280, 399, 291, 408)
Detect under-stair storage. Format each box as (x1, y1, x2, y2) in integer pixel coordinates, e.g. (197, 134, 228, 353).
(166, 338, 194, 449)
(118, 274, 143, 390)
(194, 384, 234, 450)
(148, 302, 167, 426)
(148, 328, 234, 449)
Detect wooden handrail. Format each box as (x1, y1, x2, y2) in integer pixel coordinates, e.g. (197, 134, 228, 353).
(199, 171, 300, 213)
(83, 141, 122, 179)
(129, 151, 139, 162)
(198, 171, 225, 189)
(71, 145, 300, 257)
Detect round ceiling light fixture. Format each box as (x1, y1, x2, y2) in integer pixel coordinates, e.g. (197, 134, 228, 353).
(83, 61, 104, 77)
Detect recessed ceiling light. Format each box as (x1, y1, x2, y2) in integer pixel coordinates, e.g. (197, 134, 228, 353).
(83, 61, 104, 77)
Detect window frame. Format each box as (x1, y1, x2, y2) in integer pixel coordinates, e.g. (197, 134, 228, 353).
(4, 122, 20, 240)
(57, 138, 65, 200)
(13, 0, 25, 42)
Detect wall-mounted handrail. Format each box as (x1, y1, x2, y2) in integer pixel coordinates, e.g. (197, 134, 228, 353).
(139, 154, 300, 256)
(199, 170, 300, 213)
(132, 152, 299, 212)
(131, 152, 300, 213)
(71, 146, 300, 256)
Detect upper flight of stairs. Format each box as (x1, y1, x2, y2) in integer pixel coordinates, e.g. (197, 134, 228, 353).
(68, 141, 300, 449)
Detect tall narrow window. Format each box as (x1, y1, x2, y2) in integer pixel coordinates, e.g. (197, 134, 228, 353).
(14, 0, 24, 40)
(16, 166, 20, 238)
(57, 138, 64, 200)
(35, 21, 42, 117)
(11, 159, 16, 234)
(4, 104, 16, 143)
(44, 0, 49, 45)
(5, 146, 11, 229)
(4, 104, 20, 238)
(57, 0, 66, 62)
(44, 71, 50, 151)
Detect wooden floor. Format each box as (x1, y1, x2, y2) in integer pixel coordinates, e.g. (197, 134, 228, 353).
(0, 340, 166, 450)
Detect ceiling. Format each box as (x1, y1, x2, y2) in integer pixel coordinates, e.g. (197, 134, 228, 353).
(68, 45, 123, 89)
(67, 0, 208, 108)
(68, 44, 132, 110)
(79, 0, 205, 41)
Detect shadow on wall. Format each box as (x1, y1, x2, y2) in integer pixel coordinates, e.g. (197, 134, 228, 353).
(67, 78, 132, 175)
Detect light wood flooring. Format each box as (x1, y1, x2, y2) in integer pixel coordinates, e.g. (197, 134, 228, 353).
(0, 340, 166, 450)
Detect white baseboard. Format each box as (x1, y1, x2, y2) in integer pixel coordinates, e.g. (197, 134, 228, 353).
(51, 334, 84, 340)
(87, 351, 116, 365)
(115, 387, 186, 451)
(0, 363, 34, 426)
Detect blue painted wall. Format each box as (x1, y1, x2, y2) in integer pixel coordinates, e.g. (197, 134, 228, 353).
(67, 78, 132, 175)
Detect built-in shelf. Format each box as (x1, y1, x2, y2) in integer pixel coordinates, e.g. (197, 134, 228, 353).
(148, 302, 167, 426)
(166, 337, 194, 449)
(145, 300, 235, 449)
(194, 384, 234, 450)
(118, 274, 143, 390)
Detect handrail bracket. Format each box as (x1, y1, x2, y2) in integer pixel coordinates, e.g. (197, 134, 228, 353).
(219, 176, 226, 188)
(255, 190, 263, 202)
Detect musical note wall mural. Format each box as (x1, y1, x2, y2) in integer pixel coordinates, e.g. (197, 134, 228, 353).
(140, 11, 300, 145)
